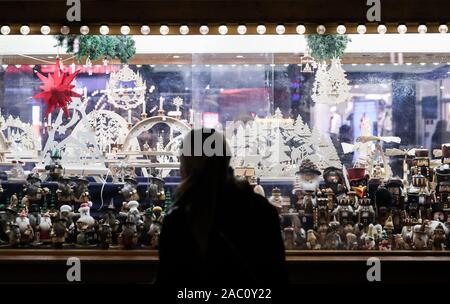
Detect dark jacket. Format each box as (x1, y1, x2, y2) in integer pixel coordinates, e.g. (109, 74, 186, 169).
(156, 180, 286, 285)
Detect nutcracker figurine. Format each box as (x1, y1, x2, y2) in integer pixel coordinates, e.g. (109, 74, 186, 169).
(332, 197, 354, 226)
(355, 197, 375, 228)
(410, 149, 431, 181)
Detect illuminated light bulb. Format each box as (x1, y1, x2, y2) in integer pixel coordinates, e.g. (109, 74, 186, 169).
(316, 25, 326, 35)
(99, 25, 109, 35)
(276, 24, 286, 35)
(20, 25, 30, 35)
(120, 25, 131, 35)
(439, 24, 448, 34)
(179, 25, 189, 35)
(357, 24, 367, 34)
(377, 24, 387, 34)
(0, 25, 10, 35)
(80, 25, 89, 35)
(418, 24, 427, 34)
(336, 24, 346, 35)
(60, 25, 70, 35)
(237, 25, 247, 35)
(40, 25, 51, 35)
(160, 25, 169, 35)
(256, 24, 266, 35)
(199, 25, 209, 35)
(397, 24, 407, 34)
(296, 25, 306, 34)
(140, 25, 150, 35)
(218, 25, 228, 35)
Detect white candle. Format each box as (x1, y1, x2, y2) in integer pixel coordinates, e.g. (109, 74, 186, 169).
(159, 96, 164, 110)
(189, 109, 194, 125)
(48, 113, 52, 126)
(128, 109, 132, 124)
(142, 100, 146, 115)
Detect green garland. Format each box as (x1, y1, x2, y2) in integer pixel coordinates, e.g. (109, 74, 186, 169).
(55, 35, 136, 64)
(306, 35, 350, 62)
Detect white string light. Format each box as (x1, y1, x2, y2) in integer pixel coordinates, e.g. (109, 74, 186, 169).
(237, 25, 247, 35)
(256, 24, 266, 35)
(80, 25, 89, 35)
(60, 25, 70, 35)
(377, 24, 387, 34)
(316, 25, 326, 35)
(179, 25, 189, 35)
(199, 25, 209, 35)
(0, 25, 10, 35)
(357, 24, 367, 34)
(218, 25, 228, 35)
(336, 24, 346, 35)
(99, 25, 109, 35)
(120, 25, 131, 35)
(140, 25, 150, 35)
(275, 24, 286, 35)
(20, 25, 30, 35)
(40, 25, 51, 35)
(160, 25, 169, 35)
(296, 24, 306, 34)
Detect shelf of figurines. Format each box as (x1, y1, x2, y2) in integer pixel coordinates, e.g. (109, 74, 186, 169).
(1, 145, 450, 254)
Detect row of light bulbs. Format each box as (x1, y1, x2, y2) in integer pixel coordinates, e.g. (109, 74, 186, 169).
(0, 23, 449, 36)
(4, 62, 449, 69)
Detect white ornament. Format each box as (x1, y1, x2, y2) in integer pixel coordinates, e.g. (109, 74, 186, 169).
(106, 65, 147, 110)
(0, 115, 40, 159)
(312, 59, 351, 105)
(41, 98, 106, 173)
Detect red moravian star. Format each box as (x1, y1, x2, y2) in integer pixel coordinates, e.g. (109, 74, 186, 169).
(33, 58, 81, 118)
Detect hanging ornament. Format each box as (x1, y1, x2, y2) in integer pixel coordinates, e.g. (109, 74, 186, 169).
(311, 58, 351, 105)
(106, 65, 146, 110)
(300, 48, 317, 74)
(33, 58, 81, 118)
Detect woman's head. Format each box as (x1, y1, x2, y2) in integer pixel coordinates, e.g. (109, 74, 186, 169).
(179, 128, 231, 180)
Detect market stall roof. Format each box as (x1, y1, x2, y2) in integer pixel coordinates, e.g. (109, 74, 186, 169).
(0, 0, 448, 34)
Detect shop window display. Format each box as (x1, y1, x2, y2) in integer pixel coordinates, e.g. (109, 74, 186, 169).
(0, 32, 449, 252)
